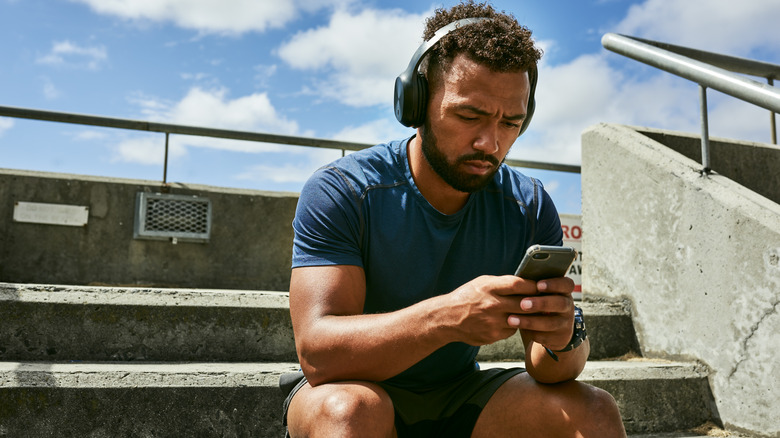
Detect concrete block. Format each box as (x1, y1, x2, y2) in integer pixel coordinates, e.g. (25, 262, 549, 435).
(0, 283, 297, 362)
(582, 124, 780, 437)
(0, 169, 298, 290)
(0, 362, 297, 438)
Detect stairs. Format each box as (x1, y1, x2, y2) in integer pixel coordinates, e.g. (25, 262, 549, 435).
(0, 282, 721, 437)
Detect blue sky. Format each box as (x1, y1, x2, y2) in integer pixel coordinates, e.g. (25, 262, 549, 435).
(1, 0, 778, 214)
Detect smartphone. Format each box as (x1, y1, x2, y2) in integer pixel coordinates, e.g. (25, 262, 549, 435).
(514, 245, 577, 281)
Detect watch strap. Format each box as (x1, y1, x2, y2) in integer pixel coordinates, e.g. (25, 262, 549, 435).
(544, 305, 587, 362)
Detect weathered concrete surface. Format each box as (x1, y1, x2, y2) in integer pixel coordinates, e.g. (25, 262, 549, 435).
(0, 168, 298, 290)
(0, 360, 714, 436)
(639, 127, 780, 205)
(0, 362, 298, 438)
(0, 283, 297, 362)
(582, 124, 780, 437)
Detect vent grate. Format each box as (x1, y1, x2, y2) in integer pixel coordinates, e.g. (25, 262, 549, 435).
(134, 192, 211, 242)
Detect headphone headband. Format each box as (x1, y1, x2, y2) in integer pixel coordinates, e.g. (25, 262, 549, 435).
(393, 17, 537, 136)
(398, 17, 490, 90)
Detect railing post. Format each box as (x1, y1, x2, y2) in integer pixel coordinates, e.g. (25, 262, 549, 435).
(163, 132, 170, 185)
(770, 78, 777, 145)
(699, 85, 711, 174)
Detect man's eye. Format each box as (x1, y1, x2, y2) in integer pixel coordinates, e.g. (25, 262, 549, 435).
(458, 115, 478, 121)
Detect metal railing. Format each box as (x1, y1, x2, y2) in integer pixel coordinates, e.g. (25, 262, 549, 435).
(0, 104, 580, 185)
(602, 33, 780, 174)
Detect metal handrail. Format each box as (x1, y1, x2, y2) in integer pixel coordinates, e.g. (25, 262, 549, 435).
(0, 104, 580, 184)
(602, 33, 780, 173)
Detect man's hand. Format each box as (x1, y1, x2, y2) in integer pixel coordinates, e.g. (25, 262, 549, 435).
(444, 275, 573, 348)
(500, 275, 589, 383)
(507, 277, 576, 351)
(443, 275, 529, 346)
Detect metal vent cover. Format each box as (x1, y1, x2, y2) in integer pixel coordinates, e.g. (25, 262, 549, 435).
(134, 192, 211, 243)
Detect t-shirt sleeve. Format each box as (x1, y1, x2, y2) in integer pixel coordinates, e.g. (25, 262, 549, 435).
(533, 179, 565, 246)
(291, 166, 364, 268)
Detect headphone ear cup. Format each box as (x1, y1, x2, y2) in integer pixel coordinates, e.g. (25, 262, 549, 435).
(409, 72, 428, 128)
(518, 66, 537, 136)
(394, 71, 429, 128)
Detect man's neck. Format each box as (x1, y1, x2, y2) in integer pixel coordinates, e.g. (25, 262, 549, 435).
(407, 135, 470, 215)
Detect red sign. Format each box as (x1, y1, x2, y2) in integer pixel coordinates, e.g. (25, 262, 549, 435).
(560, 214, 582, 300)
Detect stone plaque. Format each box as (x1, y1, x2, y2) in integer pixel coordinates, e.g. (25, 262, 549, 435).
(13, 202, 89, 227)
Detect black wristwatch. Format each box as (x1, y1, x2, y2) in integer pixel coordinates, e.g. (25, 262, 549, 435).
(544, 305, 587, 362)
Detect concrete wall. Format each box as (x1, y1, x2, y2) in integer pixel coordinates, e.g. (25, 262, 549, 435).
(0, 169, 298, 291)
(582, 123, 780, 437)
(638, 127, 780, 204)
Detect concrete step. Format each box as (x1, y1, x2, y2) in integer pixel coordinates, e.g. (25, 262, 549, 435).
(0, 359, 716, 437)
(0, 282, 639, 362)
(0, 282, 297, 362)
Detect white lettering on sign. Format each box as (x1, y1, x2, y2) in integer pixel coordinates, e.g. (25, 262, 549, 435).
(13, 202, 89, 227)
(560, 214, 582, 300)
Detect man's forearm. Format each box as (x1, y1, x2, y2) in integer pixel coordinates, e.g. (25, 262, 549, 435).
(296, 295, 456, 386)
(523, 337, 590, 384)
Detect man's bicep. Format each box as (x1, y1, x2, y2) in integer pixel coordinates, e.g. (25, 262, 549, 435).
(289, 265, 367, 334)
(535, 186, 564, 246)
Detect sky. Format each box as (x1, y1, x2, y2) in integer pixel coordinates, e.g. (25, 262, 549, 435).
(1, 0, 778, 214)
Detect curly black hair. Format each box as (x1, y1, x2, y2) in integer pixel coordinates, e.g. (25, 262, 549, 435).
(421, 1, 542, 87)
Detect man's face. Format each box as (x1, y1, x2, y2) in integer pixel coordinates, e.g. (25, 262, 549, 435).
(421, 54, 530, 193)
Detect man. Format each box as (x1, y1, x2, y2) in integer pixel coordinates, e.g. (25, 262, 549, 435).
(283, 1, 626, 436)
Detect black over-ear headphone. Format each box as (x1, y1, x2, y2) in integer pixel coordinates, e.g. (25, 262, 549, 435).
(393, 17, 537, 136)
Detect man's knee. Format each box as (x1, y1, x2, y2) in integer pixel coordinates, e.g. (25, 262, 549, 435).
(555, 381, 625, 436)
(317, 384, 393, 423)
(581, 384, 623, 424)
(475, 375, 625, 437)
(288, 381, 396, 438)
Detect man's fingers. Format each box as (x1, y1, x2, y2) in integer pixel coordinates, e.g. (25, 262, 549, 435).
(536, 276, 575, 294)
(491, 275, 538, 296)
(508, 312, 571, 332)
(518, 293, 573, 314)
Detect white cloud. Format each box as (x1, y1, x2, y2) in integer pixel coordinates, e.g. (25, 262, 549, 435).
(331, 118, 413, 145)
(72, 0, 357, 35)
(708, 94, 778, 144)
(254, 64, 278, 88)
(72, 130, 109, 141)
(236, 151, 338, 184)
(136, 87, 300, 136)
(115, 87, 304, 164)
(616, 0, 780, 57)
(36, 40, 107, 70)
(0, 117, 14, 136)
(114, 134, 187, 165)
(277, 7, 429, 107)
(40, 76, 61, 99)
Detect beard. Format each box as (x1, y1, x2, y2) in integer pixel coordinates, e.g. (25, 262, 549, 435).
(420, 120, 503, 193)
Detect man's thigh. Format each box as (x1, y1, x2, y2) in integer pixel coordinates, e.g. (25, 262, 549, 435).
(472, 372, 626, 438)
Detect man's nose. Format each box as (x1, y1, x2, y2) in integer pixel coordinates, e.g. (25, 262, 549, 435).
(472, 123, 500, 155)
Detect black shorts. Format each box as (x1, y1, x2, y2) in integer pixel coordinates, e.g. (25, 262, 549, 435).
(281, 367, 525, 438)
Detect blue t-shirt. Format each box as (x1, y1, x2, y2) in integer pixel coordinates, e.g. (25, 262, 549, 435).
(292, 136, 563, 389)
